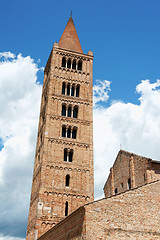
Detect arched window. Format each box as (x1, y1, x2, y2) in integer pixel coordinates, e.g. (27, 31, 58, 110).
(62, 104, 66, 116)
(62, 126, 66, 137)
(67, 83, 70, 96)
(64, 149, 68, 162)
(128, 178, 131, 190)
(72, 127, 77, 139)
(69, 150, 73, 162)
(62, 82, 66, 95)
(67, 59, 71, 69)
(71, 84, 75, 96)
(76, 85, 80, 97)
(62, 57, 66, 68)
(77, 60, 82, 70)
(67, 106, 72, 117)
(115, 188, 118, 194)
(67, 127, 71, 138)
(73, 106, 78, 118)
(65, 201, 68, 216)
(72, 59, 76, 70)
(65, 175, 70, 186)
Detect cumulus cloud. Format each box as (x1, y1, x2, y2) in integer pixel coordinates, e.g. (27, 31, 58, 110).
(93, 79, 160, 199)
(93, 79, 111, 106)
(0, 52, 42, 238)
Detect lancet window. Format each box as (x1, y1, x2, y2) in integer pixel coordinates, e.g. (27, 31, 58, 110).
(65, 175, 70, 187)
(61, 57, 83, 71)
(61, 104, 78, 118)
(62, 125, 78, 139)
(65, 201, 68, 216)
(64, 148, 73, 162)
(61, 82, 80, 97)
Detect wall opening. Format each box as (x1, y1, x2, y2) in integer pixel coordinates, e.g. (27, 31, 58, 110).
(67, 83, 70, 96)
(72, 127, 77, 139)
(62, 104, 66, 116)
(67, 127, 71, 138)
(77, 60, 82, 70)
(69, 150, 73, 162)
(62, 57, 66, 68)
(64, 149, 68, 162)
(65, 201, 68, 216)
(68, 106, 72, 117)
(67, 59, 71, 68)
(128, 178, 131, 190)
(62, 82, 65, 95)
(65, 174, 70, 187)
(72, 60, 76, 69)
(62, 126, 66, 137)
(76, 85, 80, 97)
(73, 106, 78, 118)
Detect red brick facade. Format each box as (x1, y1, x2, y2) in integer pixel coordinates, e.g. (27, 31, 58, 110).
(26, 17, 94, 240)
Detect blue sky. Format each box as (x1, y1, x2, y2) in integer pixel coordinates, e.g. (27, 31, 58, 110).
(1, 0, 160, 105)
(1, 1, 160, 239)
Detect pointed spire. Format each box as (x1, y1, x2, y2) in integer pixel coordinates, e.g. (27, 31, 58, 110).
(58, 17, 83, 53)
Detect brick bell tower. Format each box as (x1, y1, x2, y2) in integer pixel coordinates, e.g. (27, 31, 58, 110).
(26, 16, 94, 240)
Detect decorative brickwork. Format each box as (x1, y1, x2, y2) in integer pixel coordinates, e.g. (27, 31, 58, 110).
(26, 17, 94, 240)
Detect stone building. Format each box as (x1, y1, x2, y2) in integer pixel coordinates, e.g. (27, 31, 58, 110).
(26, 16, 94, 240)
(26, 16, 160, 240)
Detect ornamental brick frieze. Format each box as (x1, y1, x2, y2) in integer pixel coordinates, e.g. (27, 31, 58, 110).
(52, 95, 90, 105)
(46, 164, 90, 173)
(48, 138, 90, 149)
(43, 190, 90, 200)
(55, 66, 88, 76)
(52, 74, 90, 84)
(50, 115, 90, 126)
(55, 50, 91, 61)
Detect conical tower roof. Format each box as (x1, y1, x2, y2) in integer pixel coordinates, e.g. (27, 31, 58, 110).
(59, 17, 83, 53)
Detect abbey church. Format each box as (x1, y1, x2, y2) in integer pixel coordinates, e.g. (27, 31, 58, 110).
(26, 17, 160, 240)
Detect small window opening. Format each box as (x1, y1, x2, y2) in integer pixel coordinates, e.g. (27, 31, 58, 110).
(121, 182, 124, 188)
(62, 57, 66, 68)
(68, 106, 72, 117)
(67, 127, 71, 138)
(67, 59, 71, 69)
(69, 150, 73, 162)
(72, 128, 77, 139)
(65, 201, 68, 216)
(144, 173, 146, 182)
(71, 85, 75, 96)
(62, 82, 66, 95)
(67, 84, 70, 96)
(76, 85, 80, 97)
(64, 149, 68, 162)
(62, 126, 66, 137)
(72, 60, 76, 70)
(77, 60, 82, 71)
(65, 174, 70, 186)
(115, 188, 118, 194)
(73, 106, 78, 118)
(128, 178, 131, 190)
(62, 104, 66, 116)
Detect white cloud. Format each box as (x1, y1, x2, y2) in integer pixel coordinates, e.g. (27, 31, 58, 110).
(0, 52, 42, 239)
(0, 234, 24, 240)
(93, 79, 160, 199)
(93, 79, 110, 106)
